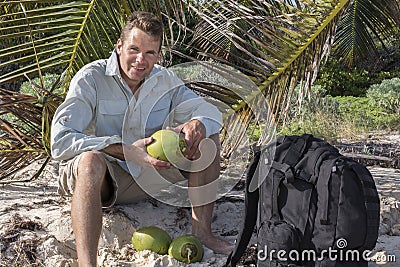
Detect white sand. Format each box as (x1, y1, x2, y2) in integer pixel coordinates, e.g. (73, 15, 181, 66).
(0, 160, 399, 266)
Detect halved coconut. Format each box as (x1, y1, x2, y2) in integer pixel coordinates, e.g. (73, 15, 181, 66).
(168, 234, 204, 263)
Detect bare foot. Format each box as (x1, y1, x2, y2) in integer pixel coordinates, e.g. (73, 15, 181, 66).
(196, 233, 235, 255)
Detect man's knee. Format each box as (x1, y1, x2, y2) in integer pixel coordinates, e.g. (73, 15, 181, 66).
(76, 151, 108, 189)
(79, 151, 106, 167)
(193, 134, 221, 179)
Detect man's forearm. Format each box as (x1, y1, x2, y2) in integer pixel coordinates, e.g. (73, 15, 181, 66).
(100, 143, 125, 160)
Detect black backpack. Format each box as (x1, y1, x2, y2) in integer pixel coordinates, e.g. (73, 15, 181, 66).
(226, 134, 380, 267)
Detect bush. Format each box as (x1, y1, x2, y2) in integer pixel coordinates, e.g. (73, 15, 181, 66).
(366, 77, 400, 115)
(19, 73, 62, 103)
(19, 73, 60, 96)
(315, 58, 397, 97)
(278, 85, 342, 141)
(278, 83, 400, 142)
(315, 58, 373, 96)
(334, 96, 399, 130)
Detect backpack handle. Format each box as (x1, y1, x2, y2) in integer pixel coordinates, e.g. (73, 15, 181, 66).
(281, 134, 313, 166)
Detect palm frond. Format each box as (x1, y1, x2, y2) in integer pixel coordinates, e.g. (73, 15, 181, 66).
(0, 88, 46, 180)
(180, 0, 350, 156)
(0, 1, 126, 182)
(333, 0, 400, 67)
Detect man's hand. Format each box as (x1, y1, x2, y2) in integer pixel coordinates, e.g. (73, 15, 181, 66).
(124, 137, 171, 170)
(170, 119, 206, 160)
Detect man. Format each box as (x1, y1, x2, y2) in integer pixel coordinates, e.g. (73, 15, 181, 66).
(51, 11, 234, 266)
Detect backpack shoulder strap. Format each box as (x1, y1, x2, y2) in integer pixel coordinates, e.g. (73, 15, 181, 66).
(348, 161, 380, 250)
(225, 147, 261, 267)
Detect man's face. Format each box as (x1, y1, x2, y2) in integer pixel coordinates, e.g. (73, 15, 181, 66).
(116, 27, 161, 91)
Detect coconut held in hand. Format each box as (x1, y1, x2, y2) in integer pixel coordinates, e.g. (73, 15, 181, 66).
(131, 226, 172, 255)
(146, 129, 187, 163)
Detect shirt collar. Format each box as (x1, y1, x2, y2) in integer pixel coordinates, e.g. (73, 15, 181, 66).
(105, 49, 120, 77)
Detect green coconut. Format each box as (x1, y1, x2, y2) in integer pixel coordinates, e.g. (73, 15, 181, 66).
(131, 226, 172, 255)
(168, 234, 204, 263)
(146, 129, 187, 163)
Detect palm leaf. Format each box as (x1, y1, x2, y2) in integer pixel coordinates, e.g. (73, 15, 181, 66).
(181, 0, 350, 156)
(0, 0, 352, 182)
(0, 88, 45, 180)
(333, 0, 400, 68)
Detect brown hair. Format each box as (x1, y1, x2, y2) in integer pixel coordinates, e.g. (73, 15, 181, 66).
(120, 11, 164, 50)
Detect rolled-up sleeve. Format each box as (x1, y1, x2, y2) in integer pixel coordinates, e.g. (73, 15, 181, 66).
(50, 71, 121, 161)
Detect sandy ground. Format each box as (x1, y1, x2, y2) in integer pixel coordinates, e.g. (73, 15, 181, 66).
(1, 156, 399, 266)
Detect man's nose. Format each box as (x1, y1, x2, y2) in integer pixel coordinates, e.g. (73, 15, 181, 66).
(136, 52, 145, 62)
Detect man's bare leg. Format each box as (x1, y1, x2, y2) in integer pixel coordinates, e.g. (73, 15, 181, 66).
(188, 134, 235, 255)
(71, 151, 111, 266)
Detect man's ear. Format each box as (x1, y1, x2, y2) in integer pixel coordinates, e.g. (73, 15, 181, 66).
(116, 39, 123, 54)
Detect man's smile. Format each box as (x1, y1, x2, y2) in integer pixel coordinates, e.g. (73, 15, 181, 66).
(133, 65, 146, 71)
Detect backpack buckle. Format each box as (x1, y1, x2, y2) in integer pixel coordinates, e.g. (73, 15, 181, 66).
(272, 162, 295, 182)
(284, 167, 295, 182)
(281, 163, 295, 182)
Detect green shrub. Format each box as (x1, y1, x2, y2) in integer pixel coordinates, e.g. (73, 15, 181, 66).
(366, 77, 400, 115)
(278, 112, 342, 142)
(333, 96, 398, 130)
(315, 58, 372, 96)
(279, 85, 341, 141)
(279, 83, 400, 141)
(247, 121, 260, 143)
(315, 58, 398, 97)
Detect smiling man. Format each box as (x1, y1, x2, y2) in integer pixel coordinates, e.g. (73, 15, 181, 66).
(50, 11, 234, 266)
(117, 25, 160, 93)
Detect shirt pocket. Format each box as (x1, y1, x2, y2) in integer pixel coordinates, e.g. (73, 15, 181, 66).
(97, 100, 127, 136)
(99, 100, 126, 115)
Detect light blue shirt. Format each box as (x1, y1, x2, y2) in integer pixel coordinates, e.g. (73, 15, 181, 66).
(50, 50, 222, 175)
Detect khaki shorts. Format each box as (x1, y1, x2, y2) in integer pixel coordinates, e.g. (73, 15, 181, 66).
(57, 153, 187, 207)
